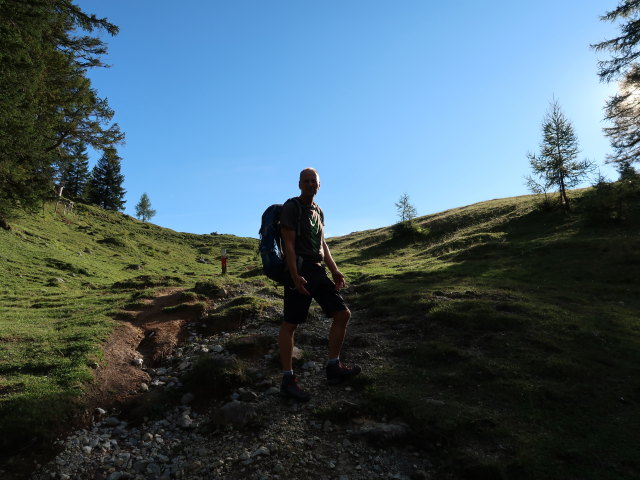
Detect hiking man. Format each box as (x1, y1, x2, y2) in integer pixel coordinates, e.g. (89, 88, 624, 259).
(279, 167, 361, 402)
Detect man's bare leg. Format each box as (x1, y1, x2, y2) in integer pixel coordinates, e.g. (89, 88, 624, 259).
(279, 321, 298, 371)
(278, 321, 310, 401)
(328, 308, 351, 359)
(326, 308, 361, 384)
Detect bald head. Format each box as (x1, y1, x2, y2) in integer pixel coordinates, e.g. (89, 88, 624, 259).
(298, 167, 320, 201)
(299, 167, 319, 182)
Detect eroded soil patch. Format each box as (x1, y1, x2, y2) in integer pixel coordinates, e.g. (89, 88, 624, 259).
(83, 288, 210, 412)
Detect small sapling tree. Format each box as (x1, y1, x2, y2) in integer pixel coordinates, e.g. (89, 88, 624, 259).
(395, 193, 417, 223)
(135, 193, 156, 222)
(393, 193, 422, 238)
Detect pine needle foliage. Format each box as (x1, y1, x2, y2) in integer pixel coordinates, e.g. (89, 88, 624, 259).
(135, 193, 157, 222)
(86, 148, 126, 211)
(0, 0, 123, 220)
(526, 100, 594, 210)
(55, 143, 90, 199)
(395, 192, 417, 223)
(593, 1, 640, 174)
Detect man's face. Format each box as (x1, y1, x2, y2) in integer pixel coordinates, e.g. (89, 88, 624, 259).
(299, 170, 320, 197)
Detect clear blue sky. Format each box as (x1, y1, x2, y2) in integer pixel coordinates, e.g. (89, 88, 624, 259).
(77, 0, 621, 238)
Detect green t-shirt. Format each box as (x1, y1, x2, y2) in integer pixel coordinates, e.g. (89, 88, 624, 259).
(280, 198, 324, 262)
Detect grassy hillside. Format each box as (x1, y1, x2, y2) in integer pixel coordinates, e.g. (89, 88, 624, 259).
(0, 202, 259, 456)
(1, 186, 639, 479)
(329, 189, 640, 479)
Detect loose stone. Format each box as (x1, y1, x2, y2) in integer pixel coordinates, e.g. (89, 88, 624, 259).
(251, 446, 270, 457)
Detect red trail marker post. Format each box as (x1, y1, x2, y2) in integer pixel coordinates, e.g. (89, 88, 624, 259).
(221, 248, 227, 275)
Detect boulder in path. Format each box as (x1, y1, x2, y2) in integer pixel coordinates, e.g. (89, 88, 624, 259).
(212, 400, 257, 428)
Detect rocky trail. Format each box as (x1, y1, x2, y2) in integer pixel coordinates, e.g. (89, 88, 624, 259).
(30, 287, 433, 480)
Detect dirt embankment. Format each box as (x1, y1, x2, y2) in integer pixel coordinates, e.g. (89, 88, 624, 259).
(82, 288, 214, 418)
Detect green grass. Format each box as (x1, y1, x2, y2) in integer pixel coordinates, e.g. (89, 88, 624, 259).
(201, 294, 279, 333)
(2, 185, 640, 480)
(330, 188, 640, 480)
(0, 201, 261, 458)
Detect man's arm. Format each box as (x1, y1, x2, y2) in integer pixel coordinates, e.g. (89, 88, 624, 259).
(322, 239, 346, 290)
(281, 226, 310, 295)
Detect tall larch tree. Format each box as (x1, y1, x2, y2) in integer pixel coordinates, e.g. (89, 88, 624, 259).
(526, 100, 594, 210)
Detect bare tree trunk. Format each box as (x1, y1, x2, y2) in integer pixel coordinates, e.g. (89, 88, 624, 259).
(559, 176, 570, 210)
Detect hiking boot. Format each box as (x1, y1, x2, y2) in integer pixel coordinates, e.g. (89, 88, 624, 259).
(280, 374, 310, 402)
(326, 361, 362, 385)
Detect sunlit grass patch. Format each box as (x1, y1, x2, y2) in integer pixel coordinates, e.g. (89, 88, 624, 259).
(0, 201, 259, 458)
(201, 295, 278, 333)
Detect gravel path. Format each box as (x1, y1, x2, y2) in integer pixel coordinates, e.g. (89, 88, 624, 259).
(31, 301, 433, 480)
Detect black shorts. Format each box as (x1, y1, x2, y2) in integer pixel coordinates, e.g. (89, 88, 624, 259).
(283, 261, 348, 324)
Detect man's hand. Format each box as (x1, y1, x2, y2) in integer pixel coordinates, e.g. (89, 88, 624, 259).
(293, 275, 310, 295)
(331, 270, 346, 290)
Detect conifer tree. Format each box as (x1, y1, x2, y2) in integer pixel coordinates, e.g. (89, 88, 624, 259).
(395, 193, 417, 223)
(86, 148, 126, 211)
(593, 1, 640, 174)
(56, 143, 90, 199)
(135, 193, 156, 222)
(0, 0, 123, 220)
(526, 100, 594, 210)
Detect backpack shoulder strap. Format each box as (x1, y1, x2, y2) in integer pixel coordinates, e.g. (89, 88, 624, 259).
(285, 197, 303, 237)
